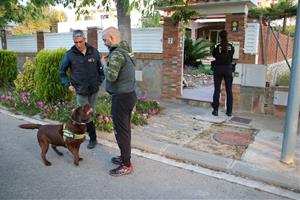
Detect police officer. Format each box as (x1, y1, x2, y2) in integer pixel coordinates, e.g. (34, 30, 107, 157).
(60, 30, 105, 149)
(211, 30, 235, 117)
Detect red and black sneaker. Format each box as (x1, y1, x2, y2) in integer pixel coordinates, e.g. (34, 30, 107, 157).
(109, 164, 133, 177)
(111, 156, 122, 165)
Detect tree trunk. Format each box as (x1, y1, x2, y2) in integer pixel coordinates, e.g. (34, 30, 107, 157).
(116, 0, 132, 49)
(283, 15, 287, 33)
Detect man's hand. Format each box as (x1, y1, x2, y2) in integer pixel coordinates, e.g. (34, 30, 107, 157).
(68, 85, 76, 93)
(101, 55, 108, 66)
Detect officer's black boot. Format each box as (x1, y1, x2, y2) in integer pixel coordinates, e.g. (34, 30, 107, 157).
(87, 121, 97, 149)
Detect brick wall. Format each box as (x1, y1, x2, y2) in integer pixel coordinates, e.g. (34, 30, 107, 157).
(266, 86, 290, 118)
(225, 14, 256, 64)
(258, 24, 294, 65)
(87, 27, 99, 49)
(162, 17, 184, 100)
(37, 31, 45, 51)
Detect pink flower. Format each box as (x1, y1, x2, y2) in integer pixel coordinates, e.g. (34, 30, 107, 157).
(153, 99, 160, 105)
(104, 116, 110, 123)
(43, 105, 48, 110)
(149, 109, 157, 115)
(37, 101, 44, 108)
(98, 115, 103, 119)
(142, 113, 148, 119)
(138, 96, 149, 101)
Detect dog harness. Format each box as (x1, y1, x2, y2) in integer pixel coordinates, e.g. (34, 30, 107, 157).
(63, 124, 85, 142)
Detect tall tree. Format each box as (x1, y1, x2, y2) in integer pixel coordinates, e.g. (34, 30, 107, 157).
(2, 0, 196, 47)
(0, 0, 48, 29)
(249, 0, 297, 32)
(12, 7, 66, 35)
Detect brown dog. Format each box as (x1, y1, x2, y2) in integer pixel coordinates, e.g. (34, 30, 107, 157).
(19, 104, 93, 166)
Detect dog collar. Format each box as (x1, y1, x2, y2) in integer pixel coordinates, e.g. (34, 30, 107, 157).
(63, 124, 85, 141)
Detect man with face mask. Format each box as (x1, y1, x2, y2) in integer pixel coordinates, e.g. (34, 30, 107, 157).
(60, 30, 105, 149)
(101, 27, 137, 176)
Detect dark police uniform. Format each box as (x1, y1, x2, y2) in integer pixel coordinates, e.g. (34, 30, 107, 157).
(212, 42, 235, 115)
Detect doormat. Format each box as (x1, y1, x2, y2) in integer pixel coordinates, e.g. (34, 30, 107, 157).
(230, 117, 252, 125)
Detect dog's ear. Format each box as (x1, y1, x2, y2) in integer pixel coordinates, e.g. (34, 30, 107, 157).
(72, 106, 82, 118)
(83, 104, 93, 115)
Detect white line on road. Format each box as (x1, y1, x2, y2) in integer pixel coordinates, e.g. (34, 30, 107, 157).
(100, 139, 300, 200)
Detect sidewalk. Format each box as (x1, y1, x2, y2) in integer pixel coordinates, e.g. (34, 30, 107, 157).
(97, 101, 300, 192)
(1, 102, 299, 195)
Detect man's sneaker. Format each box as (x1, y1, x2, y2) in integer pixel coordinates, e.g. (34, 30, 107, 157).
(87, 140, 97, 149)
(109, 164, 133, 177)
(111, 156, 123, 165)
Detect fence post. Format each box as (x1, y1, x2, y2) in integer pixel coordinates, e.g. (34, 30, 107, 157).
(1, 29, 11, 50)
(37, 31, 45, 52)
(87, 27, 100, 49)
(280, 0, 300, 164)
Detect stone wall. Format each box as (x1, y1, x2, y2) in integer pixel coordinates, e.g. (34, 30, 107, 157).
(267, 60, 291, 86)
(134, 53, 163, 99)
(16, 52, 36, 71)
(15, 51, 164, 99)
(239, 86, 265, 114)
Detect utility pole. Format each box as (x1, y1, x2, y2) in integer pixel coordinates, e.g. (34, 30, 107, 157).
(280, 0, 300, 164)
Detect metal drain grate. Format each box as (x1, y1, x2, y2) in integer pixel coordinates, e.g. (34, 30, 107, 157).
(230, 117, 252, 125)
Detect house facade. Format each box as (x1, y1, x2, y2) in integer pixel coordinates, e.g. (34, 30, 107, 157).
(160, 0, 294, 116)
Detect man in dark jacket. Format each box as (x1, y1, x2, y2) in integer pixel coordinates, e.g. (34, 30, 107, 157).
(101, 27, 137, 177)
(60, 30, 105, 149)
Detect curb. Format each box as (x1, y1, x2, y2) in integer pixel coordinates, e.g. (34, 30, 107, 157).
(97, 131, 300, 192)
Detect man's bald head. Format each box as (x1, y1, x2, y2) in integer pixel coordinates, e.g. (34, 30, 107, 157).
(102, 27, 121, 48)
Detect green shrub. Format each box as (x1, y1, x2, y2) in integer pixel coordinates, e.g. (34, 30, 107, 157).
(14, 57, 35, 93)
(184, 34, 212, 68)
(0, 50, 17, 86)
(276, 72, 290, 86)
(34, 48, 67, 103)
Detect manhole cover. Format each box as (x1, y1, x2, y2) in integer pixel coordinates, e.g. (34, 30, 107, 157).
(230, 117, 252, 125)
(213, 131, 254, 146)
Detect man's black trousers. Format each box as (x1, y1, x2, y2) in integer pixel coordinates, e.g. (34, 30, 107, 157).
(212, 73, 233, 114)
(111, 91, 137, 166)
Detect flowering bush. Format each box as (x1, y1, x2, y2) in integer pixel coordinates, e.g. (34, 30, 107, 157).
(94, 96, 113, 132)
(45, 95, 77, 123)
(0, 90, 161, 133)
(0, 92, 44, 115)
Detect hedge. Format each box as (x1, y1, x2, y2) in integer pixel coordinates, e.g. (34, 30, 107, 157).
(34, 48, 68, 103)
(0, 50, 17, 86)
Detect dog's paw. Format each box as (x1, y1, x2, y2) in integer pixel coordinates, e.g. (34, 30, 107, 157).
(45, 161, 52, 166)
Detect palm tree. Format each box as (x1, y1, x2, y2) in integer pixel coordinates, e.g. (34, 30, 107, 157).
(184, 34, 212, 68)
(269, 0, 297, 32)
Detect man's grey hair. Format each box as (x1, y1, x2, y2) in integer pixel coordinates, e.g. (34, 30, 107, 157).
(73, 30, 85, 39)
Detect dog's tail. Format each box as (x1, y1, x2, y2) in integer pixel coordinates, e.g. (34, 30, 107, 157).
(19, 124, 42, 129)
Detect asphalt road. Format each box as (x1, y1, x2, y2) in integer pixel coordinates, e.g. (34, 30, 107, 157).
(0, 112, 289, 199)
